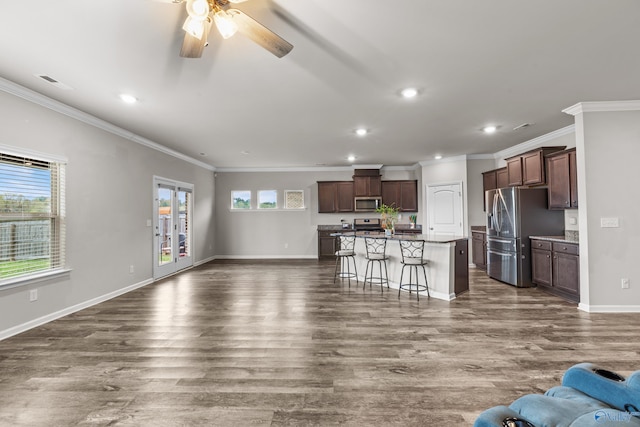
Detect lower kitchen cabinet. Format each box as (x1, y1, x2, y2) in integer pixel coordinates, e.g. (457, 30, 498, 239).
(318, 230, 338, 258)
(471, 231, 487, 270)
(531, 238, 580, 303)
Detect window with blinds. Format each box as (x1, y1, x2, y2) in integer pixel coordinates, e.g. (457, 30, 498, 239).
(284, 190, 304, 209)
(0, 152, 66, 284)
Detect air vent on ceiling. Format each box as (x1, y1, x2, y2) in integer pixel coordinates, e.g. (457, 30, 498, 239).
(513, 123, 533, 131)
(35, 74, 73, 90)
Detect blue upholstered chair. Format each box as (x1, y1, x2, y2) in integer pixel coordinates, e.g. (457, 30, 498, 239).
(474, 363, 640, 427)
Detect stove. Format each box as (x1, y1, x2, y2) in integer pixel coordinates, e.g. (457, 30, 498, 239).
(353, 218, 383, 232)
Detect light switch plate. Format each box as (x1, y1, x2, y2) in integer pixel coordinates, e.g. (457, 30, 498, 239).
(600, 217, 619, 228)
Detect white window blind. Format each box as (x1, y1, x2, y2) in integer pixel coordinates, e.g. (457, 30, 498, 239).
(0, 153, 66, 284)
(285, 190, 304, 209)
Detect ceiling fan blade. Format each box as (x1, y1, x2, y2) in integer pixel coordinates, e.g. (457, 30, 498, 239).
(180, 32, 206, 58)
(179, 16, 213, 58)
(227, 9, 293, 58)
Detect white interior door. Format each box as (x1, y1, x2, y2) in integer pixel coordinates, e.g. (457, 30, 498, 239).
(426, 182, 464, 236)
(153, 177, 193, 279)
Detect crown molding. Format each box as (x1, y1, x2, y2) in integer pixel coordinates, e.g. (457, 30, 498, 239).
(418, 154, 470, 167)
(0, 77, 215, 172)
(215, 165, 355, 173)
(563, 100, 640, 116)
(493, 125, 575, 160)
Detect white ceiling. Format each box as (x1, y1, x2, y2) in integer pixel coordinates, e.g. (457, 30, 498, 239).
(1, 0, 639, 169)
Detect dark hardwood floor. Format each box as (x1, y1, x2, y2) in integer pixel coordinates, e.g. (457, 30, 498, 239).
(1, 260, 639, 426)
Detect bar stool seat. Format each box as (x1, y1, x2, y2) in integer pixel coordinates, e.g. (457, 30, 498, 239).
(334, 234, 358, 286)
(398, 239, 430, 300)
(363, 237, 389, 292)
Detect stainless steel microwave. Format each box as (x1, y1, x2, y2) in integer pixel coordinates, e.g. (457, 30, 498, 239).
(354, 197, 382, 212)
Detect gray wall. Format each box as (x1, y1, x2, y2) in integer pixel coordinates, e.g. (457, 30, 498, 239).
(0, 90, 216, 335)
(575, 107, 640, 310)
(214, 167, 419, 258)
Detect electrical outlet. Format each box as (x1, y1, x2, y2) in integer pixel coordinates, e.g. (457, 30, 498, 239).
(29, 289, 38, 302)
(129, 265, 135, 274)
(621, 278, 630, 289)
(284, 243, 288, 249)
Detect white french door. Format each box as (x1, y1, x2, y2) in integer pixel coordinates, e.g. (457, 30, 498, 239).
(153, 177, 193, 279)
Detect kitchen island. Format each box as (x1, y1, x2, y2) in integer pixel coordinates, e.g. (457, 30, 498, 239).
(332, 232, 469, 301)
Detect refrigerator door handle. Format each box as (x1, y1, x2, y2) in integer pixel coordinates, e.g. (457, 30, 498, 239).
(492, 192, 500, 233)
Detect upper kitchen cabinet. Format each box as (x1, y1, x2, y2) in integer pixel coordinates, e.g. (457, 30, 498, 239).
(381, 180, 418, 212)
(504, 146, 566, 187)
(481, 167, 507, 210)
(353, 170, 382, 197)
(546, 148, 578, 209)
(506, 156, 524, 186)
(318, 181, 354, 213)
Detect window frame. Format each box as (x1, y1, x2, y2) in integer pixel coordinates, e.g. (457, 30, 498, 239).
(230, 190, 252, 210)
(257, 190, 278, 210)
(0, 146, 68, 289)
(284, 190, 305, 210)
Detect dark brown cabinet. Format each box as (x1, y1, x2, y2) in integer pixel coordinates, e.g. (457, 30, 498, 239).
(381, 180, 418, 212)
(471, 231, 487, 270)
(317, 230, 338, 258)
(454, 239, 469, 295)
(506, 156, 524, 186)
(481, 167, 507, 210)
(496, 168, 508, 188)
(353, 175, 381, 197)
(531, 240, 553, 287)
(531, 238, 579, 303)
(504, 146, 566, 187)
(546, 148, 578, 209)
(318, 181, 354, 213)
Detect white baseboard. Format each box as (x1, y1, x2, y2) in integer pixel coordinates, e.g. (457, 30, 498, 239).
(214, 255, 318, 260)
(194, 255, 216, 266)
(578, 303, 640, 313)
(0, 278, 153, 341)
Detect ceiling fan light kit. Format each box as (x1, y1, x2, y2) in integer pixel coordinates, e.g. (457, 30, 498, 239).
(175, 0, 293, 59)
(185, 0, 210, 19)
(213, 8, 238, 39)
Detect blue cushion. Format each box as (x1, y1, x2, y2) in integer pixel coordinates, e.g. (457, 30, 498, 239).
(562, 363, 640, 412)
(473, 406, 533, 427)
(510, 393, 607, 427)
(474, 363, 640, 427)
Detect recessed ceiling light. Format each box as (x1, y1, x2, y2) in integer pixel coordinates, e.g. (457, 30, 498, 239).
(434, 155, 443, 160)
(355, 128, 368, 137)
(241, 150, 250, 155)
(119, 93, 138, 104)
(483, 125, 497, 134)
(400, 87, 418, 99)
(347, 155, 356, 162)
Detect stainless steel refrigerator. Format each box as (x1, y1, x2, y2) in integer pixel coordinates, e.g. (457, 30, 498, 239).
(486, 187, 564, 287)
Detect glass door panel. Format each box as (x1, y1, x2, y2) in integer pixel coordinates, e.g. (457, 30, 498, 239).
(175, 188, 192, 271)
(153, 178, 194, 279)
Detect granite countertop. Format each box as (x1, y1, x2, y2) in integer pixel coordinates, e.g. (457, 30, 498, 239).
(318, 224, 353, 231)
(470, 225, 486, 233)
(529, 235, 579, 244)
(331, 231, 466, 244)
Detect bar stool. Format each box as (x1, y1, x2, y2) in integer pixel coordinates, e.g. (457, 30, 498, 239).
(333, 234, 358, 286)
(398, 239, 430, 300)
(363, 237, 389, 292)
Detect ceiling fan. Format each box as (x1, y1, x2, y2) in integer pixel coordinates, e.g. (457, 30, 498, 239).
(165, 0, 293, 59)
